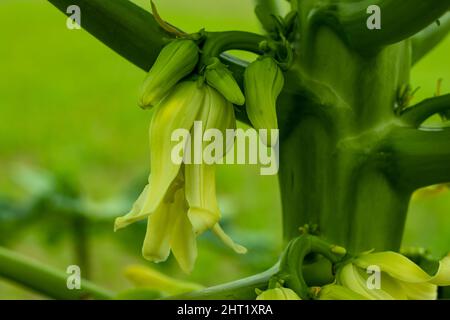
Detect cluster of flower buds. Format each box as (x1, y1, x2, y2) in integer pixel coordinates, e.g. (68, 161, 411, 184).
(115, 40, 246, 273)
(327, 251, 450, 300)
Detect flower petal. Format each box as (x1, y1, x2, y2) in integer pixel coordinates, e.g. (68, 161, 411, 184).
(185, 163, 220, 234)
(257, 288, 301, 300)
(429, 254, 450, 286)
(142, 81, 205, 215)
(399, 281, 437, 300)
(114, 184, 150, 231)
(337, 264, 396, 300)
(318, 284, 368, 300)
(354, 251, 440, 284)
(141, 189, 184, 262)
(170, 205, 197, 274)
(212, 224, 247, 254)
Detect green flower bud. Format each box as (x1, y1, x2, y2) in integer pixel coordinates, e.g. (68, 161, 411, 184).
(205, 58, 245, 106)
(256, 287, 301, 300)
(139, 40, 199, 109)
(244, 57, 284, 146)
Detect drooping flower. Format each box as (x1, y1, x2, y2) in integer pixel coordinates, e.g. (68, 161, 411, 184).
(336, 251, 450, 300)
(115, 80, 246, 273)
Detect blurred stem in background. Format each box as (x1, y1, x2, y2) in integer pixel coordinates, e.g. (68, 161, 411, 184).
(0, 246, 113, 300)
(72, 216, 90, 280)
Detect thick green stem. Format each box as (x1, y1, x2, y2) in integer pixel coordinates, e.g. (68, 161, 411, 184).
(279, 1, 414, 252)
(0, 247, 113, 300)
(388, 127, 450, 190)
(412, 13, 450, 65)
(316, 0, 449, 50)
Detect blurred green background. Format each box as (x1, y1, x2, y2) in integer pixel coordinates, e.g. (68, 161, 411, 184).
(0, 0, 448, 299)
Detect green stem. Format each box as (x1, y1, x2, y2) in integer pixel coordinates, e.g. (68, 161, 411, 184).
(201, 31, 265, 65)
(0, 246, 113, 300)
(279, 235, 346, 299)
(412, 13, 450, 65)
(47, 0, 250, 75)
(72, 216, 90, 279)
(316, 0, 449, 50)
(400, 94, 450, 127)
(168, 265, 279, 300)
(388, 127, 450, 190)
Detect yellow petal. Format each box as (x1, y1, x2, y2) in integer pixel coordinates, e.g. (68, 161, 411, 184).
(185, 163, 220, 234)
(124, 265, 203, 295)
(337, 264, 396, 300)
(170, 203, 197, 274)
(204, 86, 236, 159)
(430, 254, 450, 286)
(399, 281, 437, 300)
(141, 188, 184, 262)
(212, 224, 247, 254)
(142, 81, 206, 215)
(114, 184, 150, 231)
(354, 251, 443, 284)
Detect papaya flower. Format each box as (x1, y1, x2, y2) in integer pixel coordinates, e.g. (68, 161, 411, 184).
(336, 251, 450, 300)
(115, 80, 246, 273)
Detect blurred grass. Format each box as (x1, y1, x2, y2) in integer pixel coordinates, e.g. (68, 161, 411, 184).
(0, 0, 448, 298)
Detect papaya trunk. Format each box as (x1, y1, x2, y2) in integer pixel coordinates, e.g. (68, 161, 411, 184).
(278, 5, 415, 252)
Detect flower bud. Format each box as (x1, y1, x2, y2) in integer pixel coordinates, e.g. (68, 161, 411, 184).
(139, 40, 199, 109)
(256, 287, 301, 300)
(244, 57, 284, 146)
(205, 58, 245, 106)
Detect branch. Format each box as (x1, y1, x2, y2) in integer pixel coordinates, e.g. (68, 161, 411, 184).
(388, 127, 450, 190)
(48, 0, 170, 71)
(412, 12, 450, 65)
(318, 0, 450, 50)
(400, 94, 450, 128)
(168, 265, 278, 300)
(0, 246, 113, 300)
(47, 0, 258, 125)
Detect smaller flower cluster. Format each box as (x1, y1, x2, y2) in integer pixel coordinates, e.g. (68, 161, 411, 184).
(317, 251, 450, 300)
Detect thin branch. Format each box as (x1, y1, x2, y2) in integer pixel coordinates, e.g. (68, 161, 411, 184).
(412, 12, 450, 65)
(400, 94, 450, 128)
(0, 246, 113, 300)
(168, 265, 278, 300)
(388, 127, 450, 190)
(317, 0, 449, 50)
